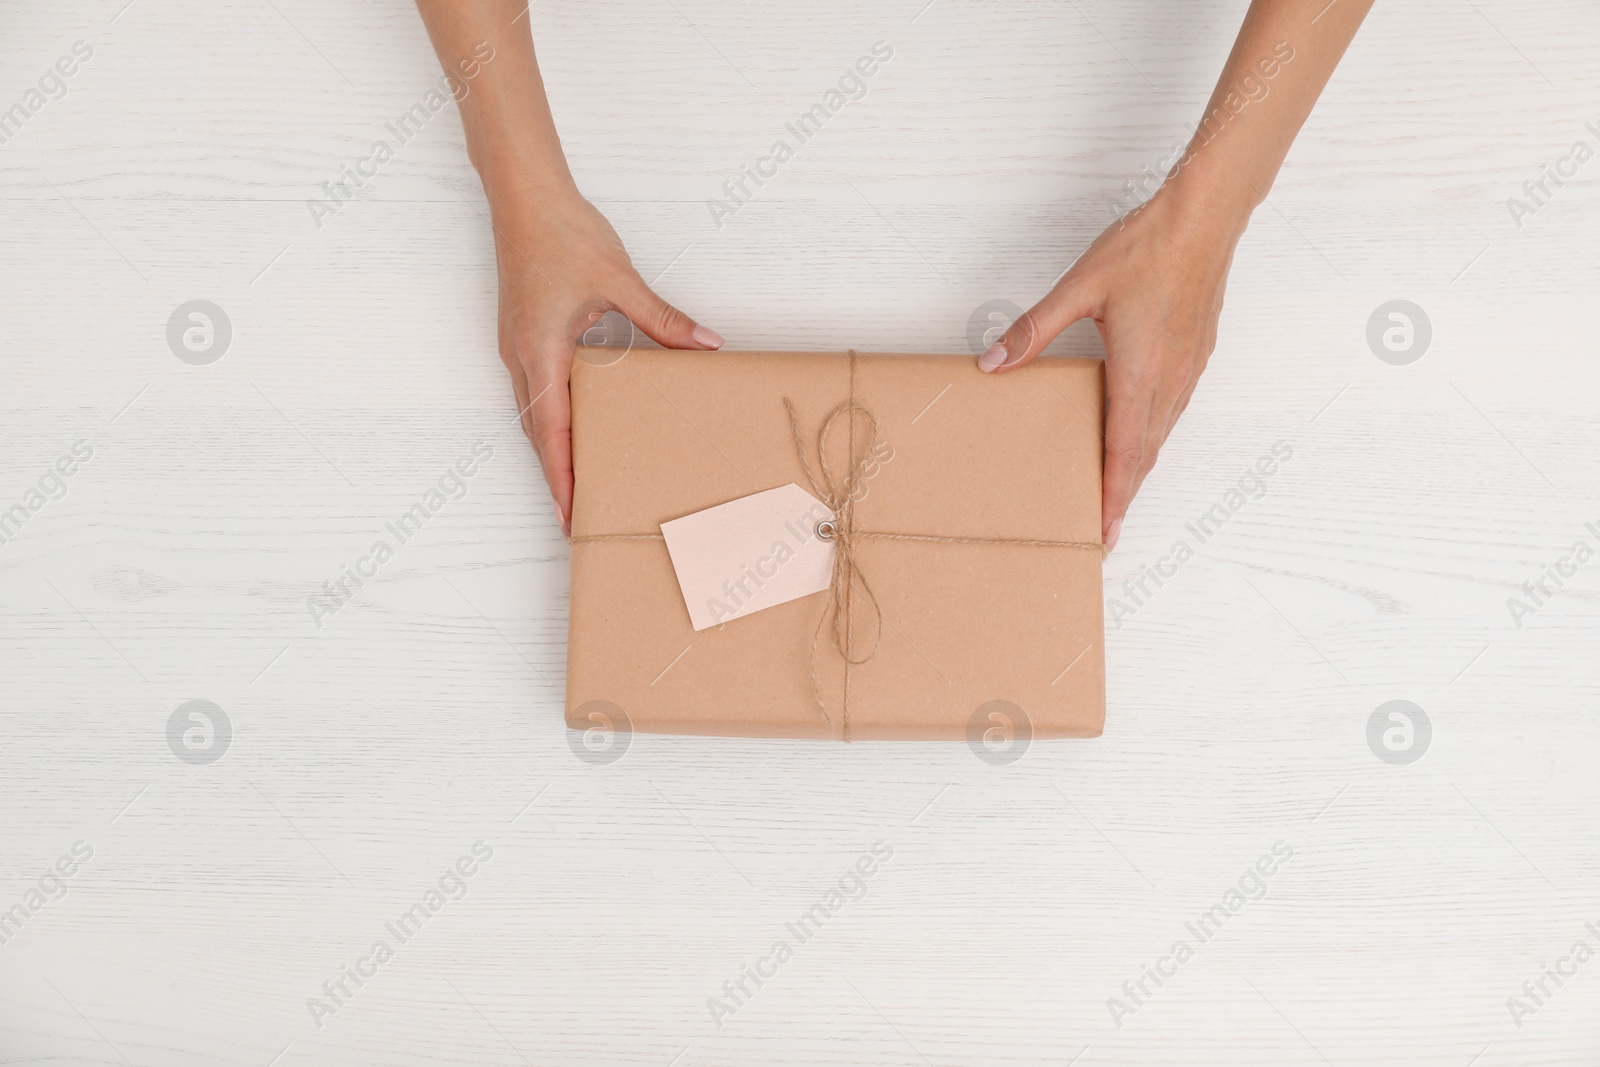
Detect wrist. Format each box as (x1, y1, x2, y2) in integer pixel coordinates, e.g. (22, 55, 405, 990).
(474, 159, 588, 244)
(458, 112, 582, 226)
(486, 173, 583, 225)
(1149, 158, 1261, 244)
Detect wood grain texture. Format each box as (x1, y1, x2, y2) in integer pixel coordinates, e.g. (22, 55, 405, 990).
(3, 1, 1599, 1065)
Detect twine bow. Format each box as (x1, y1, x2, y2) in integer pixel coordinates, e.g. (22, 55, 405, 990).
(783, 392, 885, 731)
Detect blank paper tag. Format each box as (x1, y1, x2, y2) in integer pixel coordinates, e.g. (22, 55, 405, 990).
(660, 484, 835, 631)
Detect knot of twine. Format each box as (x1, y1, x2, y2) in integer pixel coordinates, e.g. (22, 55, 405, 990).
(572, 349, 1102, 741)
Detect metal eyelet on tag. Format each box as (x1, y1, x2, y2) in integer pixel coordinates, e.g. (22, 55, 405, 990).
(816, 519, 837, 542)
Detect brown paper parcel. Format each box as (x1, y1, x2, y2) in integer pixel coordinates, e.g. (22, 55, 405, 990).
(566, 349, 1106, 741)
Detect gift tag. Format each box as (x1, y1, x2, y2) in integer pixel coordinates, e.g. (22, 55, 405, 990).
(660, 483, 836, 631)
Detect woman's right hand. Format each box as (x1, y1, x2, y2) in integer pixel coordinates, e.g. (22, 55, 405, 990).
(493, 192, 723, 537)
(412, 0, 722, 538)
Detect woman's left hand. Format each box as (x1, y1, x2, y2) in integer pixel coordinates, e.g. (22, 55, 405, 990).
(978, 189, 1246, 554)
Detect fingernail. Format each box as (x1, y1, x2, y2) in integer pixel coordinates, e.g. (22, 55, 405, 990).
(1103, 518, 1122, 555)
(978, 343, 1008, 372)
(692, 325, 725, 349)
(553, 501, 569, 540)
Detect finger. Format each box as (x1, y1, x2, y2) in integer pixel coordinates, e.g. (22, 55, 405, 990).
(1163, 368, 1203, 442)
(979, 277, 1096, 374)
(1164, 333, 1215, 440)
(504, 356, 537, 451)
(521, 339, 575, 537)
(1130, 360, 1210, 508)
(1127, 402, 1179, 515)
(617, 277, 723, 351)
(1100, 369, 1158, 553)
(501, 340, 567, 534)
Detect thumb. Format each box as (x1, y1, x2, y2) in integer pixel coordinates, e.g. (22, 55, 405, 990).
(978, 278, 1096, 374)
(617, 277, 724, 351)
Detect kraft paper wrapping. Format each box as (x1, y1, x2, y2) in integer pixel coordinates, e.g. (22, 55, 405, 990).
(566, 350, 1106, 741)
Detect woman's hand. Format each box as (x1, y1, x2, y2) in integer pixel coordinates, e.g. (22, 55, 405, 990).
(494, 192, 722, 537)
(979, 190, 1243, 553)
(977, 0, 1373, 552)
(413, 0, 722, 538)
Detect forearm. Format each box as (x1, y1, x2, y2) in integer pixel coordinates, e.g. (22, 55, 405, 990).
(1160, 0, 1373, 233)
(413, 0, 579, 228)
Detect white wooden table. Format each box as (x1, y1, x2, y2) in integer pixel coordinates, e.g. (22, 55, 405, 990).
(3, 1, 1599, 1064)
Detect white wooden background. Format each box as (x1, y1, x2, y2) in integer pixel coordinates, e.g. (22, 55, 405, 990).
(3, 0, 1599, 1064)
